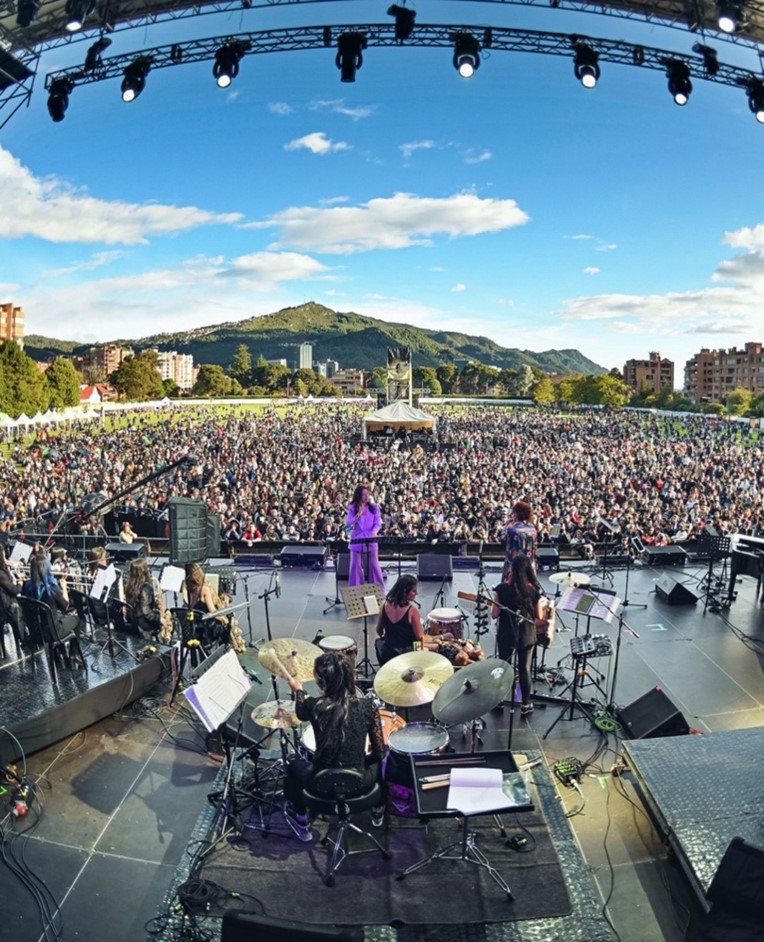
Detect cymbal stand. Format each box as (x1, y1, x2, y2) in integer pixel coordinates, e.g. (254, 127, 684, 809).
(237, 570, 257, 646)
(472, 552, 491, 644)
(323, 539, 344, 613)
(257, 573, 279, 644)
(621, 554, 647, 609)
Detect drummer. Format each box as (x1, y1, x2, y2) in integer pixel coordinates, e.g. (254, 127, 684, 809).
(375, 574, 424, 666)
(281, 651, 386, 842)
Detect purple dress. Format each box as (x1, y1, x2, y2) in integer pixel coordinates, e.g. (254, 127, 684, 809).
(346, 502, 386, 587)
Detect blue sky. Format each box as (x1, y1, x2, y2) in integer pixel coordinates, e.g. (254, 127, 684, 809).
(1, 2, 763, 374)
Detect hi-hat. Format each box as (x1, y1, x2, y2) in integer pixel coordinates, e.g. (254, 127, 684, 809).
(549, 571, 590, 587)
(258, 638, 323, 683)
(432, 658, 514, 725)
(373, 650, 453, 707)
(251, 699, 301, 729)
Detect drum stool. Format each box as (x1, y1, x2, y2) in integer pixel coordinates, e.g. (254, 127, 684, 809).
(303, 768, 390, 886)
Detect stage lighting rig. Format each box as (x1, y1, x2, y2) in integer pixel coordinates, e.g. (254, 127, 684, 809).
(16, 0, 40, 28)
(665, 59, 692, 105)
(335, 32, 366, 83)
(452, 32, 480, 78)
(387, 4, 416, 41)
(65, 0, 95, 32)
(744, 76, 764, 122)
(573, 40, 600, 88)
(716, 0, 745, 33)
(213, 42, 249, 88)
(84, 36, 112, 73)
(692, 43, 719, 77)
(47, 77, 74, 122)
(121, 57, 151, 102)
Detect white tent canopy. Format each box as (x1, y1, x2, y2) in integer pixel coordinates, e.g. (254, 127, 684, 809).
(362, 399, 436, 437)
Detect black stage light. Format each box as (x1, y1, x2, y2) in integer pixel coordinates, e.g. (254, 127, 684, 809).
(692, 43, 719, 77)
(573, 42, 600, 88)
(717, 0, 744, 33)
(65, 0, 95, 32)
(745, 77, 764, 123)
(335, 32, 366, 83)
(452, 32, 480, 78)
(213, 43, 247, 88)
(387, 4, 415, 41)
(83, 36, 112, 72)
(170, 44, 183, 64)
(16, 0, 41, 28)
(121, 58, 151, 102)
(666, 59, 692, 106)
(47, 77, 73, 122)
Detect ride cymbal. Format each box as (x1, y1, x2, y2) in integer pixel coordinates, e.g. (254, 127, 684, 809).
(251, 699, 301, 729)
(373, 650, 453, 708)
(258, 637, 323, 683)
(432, 657, 514, 725)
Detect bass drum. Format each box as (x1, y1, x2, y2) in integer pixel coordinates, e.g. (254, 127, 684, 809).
(384, 722, 450, 818)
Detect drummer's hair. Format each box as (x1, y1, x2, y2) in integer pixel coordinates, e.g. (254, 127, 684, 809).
(313, 652, 355, 753)
(386, 573, 417, 606)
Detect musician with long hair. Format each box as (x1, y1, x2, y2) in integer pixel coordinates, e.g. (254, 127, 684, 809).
(375, 573, 424, 665)
(0, 548, 26, 646)
(282, 651, 385, 842)
(123, 557, 165, 638)
(182, 562, 246, 653)
(492, 553, 544, 717)
(346, 484, 385, 587)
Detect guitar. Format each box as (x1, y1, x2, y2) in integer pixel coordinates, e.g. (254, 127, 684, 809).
(457, 590, 555, 648)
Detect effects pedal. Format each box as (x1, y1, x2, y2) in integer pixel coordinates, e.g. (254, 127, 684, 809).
(553, 757, 583, 786)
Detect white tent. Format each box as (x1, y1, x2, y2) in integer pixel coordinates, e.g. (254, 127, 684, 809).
(362, 399, 436, 437)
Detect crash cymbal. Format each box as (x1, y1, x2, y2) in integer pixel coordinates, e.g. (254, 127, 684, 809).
(373, 650, 453, 708)
(258, 637, 323, 683)
(549, 570, 590, 587)
(251, 699, 301, 730)
(431, 658, 514, 725)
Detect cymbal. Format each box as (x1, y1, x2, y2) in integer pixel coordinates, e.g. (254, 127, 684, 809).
(258, 638, 323, 683)
(549, 570, 590, 587)
(431, 658, 514, 725)
(251, 699, 301, 730)
(373, 650, 453, 708)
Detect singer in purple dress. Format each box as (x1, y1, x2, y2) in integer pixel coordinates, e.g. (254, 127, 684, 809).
(346, 485, 386, 587)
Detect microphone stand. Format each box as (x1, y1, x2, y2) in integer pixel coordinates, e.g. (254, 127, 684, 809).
(258, 572, 279, 646)
(432, 574, 448, 610)
(604, 613, 640, 726)
(621, 553, 647, 609)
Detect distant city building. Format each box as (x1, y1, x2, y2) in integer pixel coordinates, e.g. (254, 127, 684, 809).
(75, 343, 133, 379)
(155, 350, 195, 390)
(329, 368, 366, 395)
(79, 383, 114, 405)
(684, 342, 764, 402)
(299, 343, 313, 370)
(623, 351, 674, 394)
(0, 301, 24, 346)
(324, 359, 339, 378)
(267, 358, 288, 367)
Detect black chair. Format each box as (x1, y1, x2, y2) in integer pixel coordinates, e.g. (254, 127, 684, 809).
(18, 595, 86, 684)
(303, 768, 389, 886)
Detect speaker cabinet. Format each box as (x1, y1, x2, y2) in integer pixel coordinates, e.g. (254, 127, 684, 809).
(206, 513, 221, 557)
(707, 836, 764, 913)
(105, 542, 146, 563)
(644, 545, 687, 566)
(221, 911, 363, 942)
(336, 552, 350, 580)
(168, 497, 208, 565)
(537, 547, 559, 571)
(280, 544, 328, 568)
(655, 573, 698, 606)
(416, 554, 453, 581)
(618, 687, 689, 739)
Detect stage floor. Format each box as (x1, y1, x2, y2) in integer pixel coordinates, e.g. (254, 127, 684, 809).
(1, 551, 763, 942)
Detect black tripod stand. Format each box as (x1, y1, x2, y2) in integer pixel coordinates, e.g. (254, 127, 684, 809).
(323, 539, 345, 614)
(542, 640, 605, 739)
(621, 554, 647, 609)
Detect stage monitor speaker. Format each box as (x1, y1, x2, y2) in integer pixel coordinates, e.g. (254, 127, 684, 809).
(105, 542, 146, 563)
(706, 836, 764, 915)
(655, 573, 698, 606)
(537, 547, 559, 571)
(416, 554, 453, 581)
(618, 686, 689, 739)
(206, 513, 221, 558)
(221, 911, 363, 942)
(336, 552, 350, 580)
(280, 544, 328, 568)
(168, 497, 208, 565)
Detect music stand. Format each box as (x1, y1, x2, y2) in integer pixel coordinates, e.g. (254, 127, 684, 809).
(341, 582, 386, 678)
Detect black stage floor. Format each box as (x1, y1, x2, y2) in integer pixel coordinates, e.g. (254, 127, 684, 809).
(1, 552, 763, 942)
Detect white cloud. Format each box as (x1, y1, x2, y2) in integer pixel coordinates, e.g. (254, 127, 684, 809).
(46, 250, 124, 278)
(451, 282, 466, 292)
(400, 140, 435, 159)
(221, 251, 331, 284)
(583, 266, 600, 275)
(269, 102, 293, 115)
(0, 146, 242, 245)
(463, 149, 492, 165)
(596, 242, 617, 252)
(723, 223, 764, 250)
(253, 191, 530, 254)
(284, 132, 350, 155)
(567, 234, 593, 241)
(309, 99, 374, 120)
(0, 281, 21, 297)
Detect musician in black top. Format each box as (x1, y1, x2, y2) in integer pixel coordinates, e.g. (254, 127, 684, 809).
(375, 574, 424, 665)
(492, 554, 544, 716)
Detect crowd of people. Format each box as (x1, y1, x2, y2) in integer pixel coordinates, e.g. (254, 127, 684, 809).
(0, 405, 762, 556)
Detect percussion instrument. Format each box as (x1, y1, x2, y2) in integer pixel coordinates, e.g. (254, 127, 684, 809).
(318, 634, 358, 665)
(431, 658, 514, 725)
(385, 721, 449, 817)
(426, 607, 463, 638)
(373, 650, 453, 708)
(387, 722, 449, 756)
(258, 637, 323, 683)
(251, 699, 301, 729)
(301, 708, 405, 756)
(537, 595, 556, 649)
(549, 571, 590, 588)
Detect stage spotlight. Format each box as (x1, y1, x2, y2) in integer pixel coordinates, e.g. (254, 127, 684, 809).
(335, 32, 366, 83)
(83, 36, 112, 73)
(717, 1, 744, 32)
(47, 77, 73, 122)
(16, 0, 40, 28)
(65, 0, 95, 31)
(170, 44, 183, 64)
(666, 59, 692, 105)
(121, 58, 151, 102)
(746, 78, 764, 123)
(452, 32, 480, 78)
(692, 43, 719, 77)
(213, 43, 247, 88)
(573, 42, 600, 88)
(387, 4, 415, 41)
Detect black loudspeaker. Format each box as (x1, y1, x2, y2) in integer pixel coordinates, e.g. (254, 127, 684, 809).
(221, 911, 363, 942)
(105, 542, 146, 563)
(206, 513, 221, 557)
(644, 545, 687, 566)
(655, 573, 699, 606)
(416, 554, 453, 581)
(707, 836, 764, 913)
(537, 547, 559, 571)
(336, 552, 350, 580)
(618, 686, 689, 739)
(280, 544, 328, 568)
(168, 497, 208, 565)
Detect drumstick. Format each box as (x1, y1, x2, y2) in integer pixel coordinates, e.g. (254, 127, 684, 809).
(421, 780, 450, 790)
(416, 758, 486, 767)
(420, 774, 451, 783)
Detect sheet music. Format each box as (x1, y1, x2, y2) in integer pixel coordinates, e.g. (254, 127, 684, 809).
(184, 648, 251, 732)
(446, 766, 531, 815)
(363, 595, 380, 615)
(10, 542, 32, 563)
(160, 564, 186, 593)
(90, 563, 117, 602)
(558, 586, 621, 624)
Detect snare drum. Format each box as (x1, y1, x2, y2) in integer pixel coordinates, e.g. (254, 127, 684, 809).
(385, 722, 449, 817)
(427, 607, 462, 639)
(319, 634, 358, 666)
(387, 722, 449, 756)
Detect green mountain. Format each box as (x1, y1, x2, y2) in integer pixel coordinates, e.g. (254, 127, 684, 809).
(25, 303, 605, 374)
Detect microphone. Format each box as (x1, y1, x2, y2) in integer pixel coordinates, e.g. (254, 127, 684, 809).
(242, 665, 263, 685)
(275, 572, 281, 598)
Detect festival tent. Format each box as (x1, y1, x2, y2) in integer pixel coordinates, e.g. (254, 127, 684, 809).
(362, 399, 436, 438)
